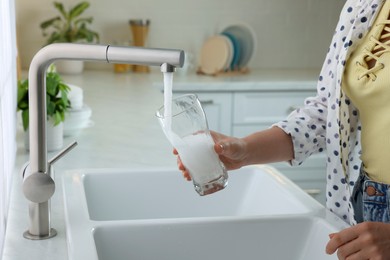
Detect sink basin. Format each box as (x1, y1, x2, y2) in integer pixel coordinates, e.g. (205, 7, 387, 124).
(66, 165, 322, 222)
(93, 216, 342, 260)
(62, 165, 347, 260)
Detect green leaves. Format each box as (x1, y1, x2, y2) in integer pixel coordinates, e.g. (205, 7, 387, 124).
(54, 2, 66, 18)
(17, 80, 28, 108)
(17, 80, 30, 130)
(40, 16, 61, 31)
(45, 72, 70, 126)
(40, 1, 99, 45)
(21, 110, 29, 132)
(69, 2, 90, 20)
(17, 70, 71, 131)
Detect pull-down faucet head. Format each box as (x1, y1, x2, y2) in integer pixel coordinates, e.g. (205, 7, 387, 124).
(160, 63, 176, 73)
(24, 43, 184, 239)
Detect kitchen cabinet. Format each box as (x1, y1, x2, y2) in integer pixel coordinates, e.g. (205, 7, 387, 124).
(272, 155, 326, 204)
(232, 91, 309, 137)
(196, 93, 233, 136)
(231, 90, 327, 205)
(169, 73, 327, 205)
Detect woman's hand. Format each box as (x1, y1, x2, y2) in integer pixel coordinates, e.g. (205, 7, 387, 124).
(174, 131, 248, 181)
(326, 221, 390, 259)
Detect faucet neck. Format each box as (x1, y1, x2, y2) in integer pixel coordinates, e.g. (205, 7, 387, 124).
(25, 42, 184, 240)
(28, 43, 184, 174)
(28, 44, 109, 174)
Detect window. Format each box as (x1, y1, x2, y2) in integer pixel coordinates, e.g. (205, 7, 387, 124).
(0, 0, 17, 255)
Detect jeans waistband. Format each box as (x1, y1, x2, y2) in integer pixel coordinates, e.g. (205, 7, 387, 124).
(360, 167, 390, 198)
(351, 165, 390, 223)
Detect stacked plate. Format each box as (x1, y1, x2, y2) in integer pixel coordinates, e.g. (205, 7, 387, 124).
(199, 23, 257, 75)
(64, 84, 93, 137)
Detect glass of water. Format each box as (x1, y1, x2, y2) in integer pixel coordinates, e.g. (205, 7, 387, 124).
(156, 94, 228, 196)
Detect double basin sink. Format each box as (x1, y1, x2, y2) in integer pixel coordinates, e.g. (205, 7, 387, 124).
(62, 165, 348, 259)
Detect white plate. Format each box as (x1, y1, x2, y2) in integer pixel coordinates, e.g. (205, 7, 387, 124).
(222, 23, 257, 69)
(64, 105, 93, 136)
(67, 84, 84, 110)
(64, 120, 94, 137)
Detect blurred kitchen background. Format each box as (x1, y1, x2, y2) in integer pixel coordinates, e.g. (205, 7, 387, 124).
(15, 0, 345, 71)
(1, 0, 346, 257)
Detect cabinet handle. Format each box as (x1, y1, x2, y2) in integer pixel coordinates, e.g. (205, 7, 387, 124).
(200, 100, 214, 105)
(303, 189, 321, 196)
(287, 105, 301, 114)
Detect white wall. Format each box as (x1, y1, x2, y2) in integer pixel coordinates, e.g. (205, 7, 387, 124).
(0, 0, 17, 256)
(15, 0, 345, 71)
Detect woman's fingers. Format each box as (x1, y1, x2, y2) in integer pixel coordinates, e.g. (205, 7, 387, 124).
(175, 152, 192, 181)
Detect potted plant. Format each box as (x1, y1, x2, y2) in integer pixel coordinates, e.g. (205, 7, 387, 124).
(17, 65, 71, 151)
(40, 1, 100, 74)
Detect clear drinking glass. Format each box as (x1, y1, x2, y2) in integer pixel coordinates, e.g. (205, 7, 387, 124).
(156, 94, 228, 196)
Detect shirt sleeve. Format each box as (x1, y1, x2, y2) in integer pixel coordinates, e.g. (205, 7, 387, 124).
(273, 0, 358, 166)
(273, 84, 329, 166)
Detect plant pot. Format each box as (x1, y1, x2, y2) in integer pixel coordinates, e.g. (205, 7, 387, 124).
(55, 60, 84, 74)
(24, 120, 64, 152)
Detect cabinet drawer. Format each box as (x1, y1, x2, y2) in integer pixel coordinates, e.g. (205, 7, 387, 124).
(233, 91, 315, 124)
(272, 154, 326, 181)
(173, 92, 233, 135)
(270, 154, 327, 205)
(294, 180, 326, 205)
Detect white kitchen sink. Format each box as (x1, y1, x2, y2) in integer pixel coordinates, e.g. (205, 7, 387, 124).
(93, 216, 342, 260)
(68, 165, 322, 221)
(62, 165, 347, 260)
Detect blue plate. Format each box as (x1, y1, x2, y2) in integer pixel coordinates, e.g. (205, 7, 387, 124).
(222, 24, 257, 69)
(221, 32, 241, 70)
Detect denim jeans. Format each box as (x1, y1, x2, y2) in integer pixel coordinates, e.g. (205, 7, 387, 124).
(351, 167, 390, 223)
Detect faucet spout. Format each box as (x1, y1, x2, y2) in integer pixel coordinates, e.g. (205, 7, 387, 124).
(24, 43, 184, 239)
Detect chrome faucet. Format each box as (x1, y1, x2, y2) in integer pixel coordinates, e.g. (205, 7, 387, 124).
(22, 43, 184, 240)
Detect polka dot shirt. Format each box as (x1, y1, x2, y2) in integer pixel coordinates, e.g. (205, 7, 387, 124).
(274, 0, 384, 225)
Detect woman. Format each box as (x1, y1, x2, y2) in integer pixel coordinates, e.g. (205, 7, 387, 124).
(176, 0, 390, 258)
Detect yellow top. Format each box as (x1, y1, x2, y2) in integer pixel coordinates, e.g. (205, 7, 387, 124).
(343, 0, 390, 183)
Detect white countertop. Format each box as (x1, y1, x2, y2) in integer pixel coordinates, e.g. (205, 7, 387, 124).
(157, 68, 319, 92)
(2, 69, 319, 260)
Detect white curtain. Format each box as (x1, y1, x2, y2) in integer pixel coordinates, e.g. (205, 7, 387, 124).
(0, 0, 17, 256)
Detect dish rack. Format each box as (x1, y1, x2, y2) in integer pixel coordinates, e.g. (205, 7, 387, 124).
(196, 67, 250, 77)
(198, 23, 256, 77)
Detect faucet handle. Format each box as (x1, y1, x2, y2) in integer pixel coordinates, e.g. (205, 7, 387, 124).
(23, 172, 55, 203)
(49, 141, 78, 166)
(22, 141, 78, 203)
